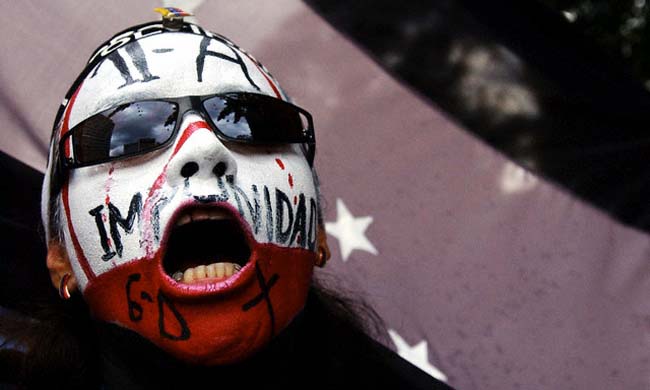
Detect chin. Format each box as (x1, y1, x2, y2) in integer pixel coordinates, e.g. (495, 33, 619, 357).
(82, 202, 316, 365)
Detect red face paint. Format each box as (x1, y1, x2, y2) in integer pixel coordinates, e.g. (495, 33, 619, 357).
(84, 232, 316, 365)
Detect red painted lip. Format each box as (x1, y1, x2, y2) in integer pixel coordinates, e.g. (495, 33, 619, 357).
(157, 201, 258, 300)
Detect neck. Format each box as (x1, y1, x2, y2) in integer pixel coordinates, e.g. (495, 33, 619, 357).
(96, 309, 307, 389)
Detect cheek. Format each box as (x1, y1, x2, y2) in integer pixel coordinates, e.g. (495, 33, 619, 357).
(228, 147, 318, 247)
(232, 147, 316, 201)
(64, 154, 171, 288)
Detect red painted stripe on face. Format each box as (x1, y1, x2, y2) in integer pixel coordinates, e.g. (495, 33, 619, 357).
(275, 158, 285, 170)
(60, 84, 95, 281)
(146, 121, 211, 210)
(171, 121, 211, 158)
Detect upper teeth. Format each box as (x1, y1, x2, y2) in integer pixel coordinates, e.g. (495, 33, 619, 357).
(176, 209, 232, 227)
(172, 262, 243, 284)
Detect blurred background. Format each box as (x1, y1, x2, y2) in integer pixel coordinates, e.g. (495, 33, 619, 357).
(1, 1, 649, 389)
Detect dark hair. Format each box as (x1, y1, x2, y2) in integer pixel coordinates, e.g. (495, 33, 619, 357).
(0, 276, 385, 389)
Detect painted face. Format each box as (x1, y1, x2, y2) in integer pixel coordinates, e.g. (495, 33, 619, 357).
(48, 26, 319, 364)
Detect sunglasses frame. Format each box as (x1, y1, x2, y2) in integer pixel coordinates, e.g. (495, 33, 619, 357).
(58, 92, 316, 173)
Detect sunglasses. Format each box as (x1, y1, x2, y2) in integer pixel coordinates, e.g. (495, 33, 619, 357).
(58, 92, 315, 172)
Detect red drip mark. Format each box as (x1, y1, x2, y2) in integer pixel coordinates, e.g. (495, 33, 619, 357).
(142, 167, 168, 258)
(288, 173, 294, 189)
(293, 195, 297, 205)
(105, 164, 114, 205)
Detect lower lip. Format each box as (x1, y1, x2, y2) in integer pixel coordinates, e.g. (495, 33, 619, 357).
(160, 257, 257, 299)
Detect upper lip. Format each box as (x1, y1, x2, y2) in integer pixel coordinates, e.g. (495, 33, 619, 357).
(157, 201, 257, 299)
(174, 207, 234, 227)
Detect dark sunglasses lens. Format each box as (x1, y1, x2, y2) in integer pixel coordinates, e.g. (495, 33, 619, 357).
(72, 101, 178, 165)
(202, 94, 309, 143)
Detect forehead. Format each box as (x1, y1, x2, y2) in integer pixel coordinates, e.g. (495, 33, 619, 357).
(68, 31, 279, 129)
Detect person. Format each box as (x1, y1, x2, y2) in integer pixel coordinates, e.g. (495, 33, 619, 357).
(1, 10, 453, 390)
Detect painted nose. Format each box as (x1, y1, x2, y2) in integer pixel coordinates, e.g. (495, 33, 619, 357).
(180, 160, 228, 178)
(166, 113, 237, 188)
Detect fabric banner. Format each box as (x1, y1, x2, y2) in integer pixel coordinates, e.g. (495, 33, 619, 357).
(1, 1, 647, 389)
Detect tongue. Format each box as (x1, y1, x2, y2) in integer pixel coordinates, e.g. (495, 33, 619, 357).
(173, 262, 243, 284)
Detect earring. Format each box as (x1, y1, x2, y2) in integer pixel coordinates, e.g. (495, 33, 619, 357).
(59, 273, 72, 300)
(316, 246, 328, 268)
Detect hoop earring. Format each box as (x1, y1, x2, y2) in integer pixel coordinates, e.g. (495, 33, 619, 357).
(59, 273, 72, 300)
(316, 246, 328, 268)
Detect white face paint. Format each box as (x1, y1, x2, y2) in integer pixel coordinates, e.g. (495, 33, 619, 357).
(58, 31, 318, 291)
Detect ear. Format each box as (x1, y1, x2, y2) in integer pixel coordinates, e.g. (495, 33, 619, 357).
(46, 240, 78, 294)
(316, 224, 331, 267)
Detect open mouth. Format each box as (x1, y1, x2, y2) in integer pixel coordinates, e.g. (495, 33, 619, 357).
(162, 206, 251, 285)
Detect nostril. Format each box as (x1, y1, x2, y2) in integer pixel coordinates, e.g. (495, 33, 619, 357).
(180, 162, 199, 178)
(213, 161, 227, 177)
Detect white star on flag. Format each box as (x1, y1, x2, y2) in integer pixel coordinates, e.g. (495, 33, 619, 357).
(325, 198, 378, 261)
(388, 329, 448, 383)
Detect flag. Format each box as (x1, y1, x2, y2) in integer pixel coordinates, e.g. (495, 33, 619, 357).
(1, 2, 647, 389)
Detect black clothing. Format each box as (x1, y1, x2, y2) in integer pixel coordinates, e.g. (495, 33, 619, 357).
(0, 151, 453, 389)
(97, 290, 453, 390)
